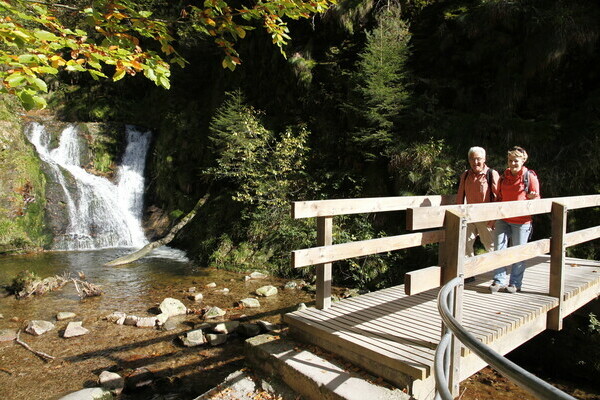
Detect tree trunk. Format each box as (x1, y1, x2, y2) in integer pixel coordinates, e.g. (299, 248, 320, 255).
(104, 194, 209, 267)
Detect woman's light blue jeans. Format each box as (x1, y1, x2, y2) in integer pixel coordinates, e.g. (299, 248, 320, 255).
(493, 220, 532, 288)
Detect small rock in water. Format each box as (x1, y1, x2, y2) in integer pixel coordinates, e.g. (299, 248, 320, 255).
(239, 298, 261, 308)
(255, 285, 278, 297)
(105, 311, 126, 325)
(25, 320, 55, 336)
(215, 288, 230, 294)
(189, 293, 203, 302)
(249, 271, 268, 279)
(155, 313, 169, 326)
(205, 282, 217, 288)
(135, 317, 158, 328)
(98, 370, 124, 394)
(56, 312, 76, 321)
(213, 321, 240, 334)
(180, 329, 206, 347)
(57, 387, 112, 400)
(204, 306, 226, 319)
(206, 333, 228, 346)
(123, 315, 139, 326)
(284, 281, 298, 290)
(159, 297, 187, 317)
(63, 321, 89, 338)
(0, 329, 17, 342)
(188, 287, 196, 293)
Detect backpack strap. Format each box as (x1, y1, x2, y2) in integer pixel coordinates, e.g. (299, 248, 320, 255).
(486, 168, 496, 202)
(523, 169, 530, 194)
(460, 170, 468, 203)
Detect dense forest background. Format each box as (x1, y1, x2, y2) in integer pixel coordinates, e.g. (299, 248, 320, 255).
(4, 0, 600, 289)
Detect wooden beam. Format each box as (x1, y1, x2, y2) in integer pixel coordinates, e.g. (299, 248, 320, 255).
(548, 202, 567, 331)
(407, 194, 600, 230)
(292, 195, 455, 219)
(292, 230, 445, 269)
(565, 226, 600, 247)
(442, 210, 467, 397)
(316, 216, 332, 310)
(463, 239, 551, 277)
(404, 266, 441, 295)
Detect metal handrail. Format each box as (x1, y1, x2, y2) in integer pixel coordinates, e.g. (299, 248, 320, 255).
(434, 277, 576, 400)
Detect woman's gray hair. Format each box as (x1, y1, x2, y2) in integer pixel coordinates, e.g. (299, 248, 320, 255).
(468, 146, 486, 158)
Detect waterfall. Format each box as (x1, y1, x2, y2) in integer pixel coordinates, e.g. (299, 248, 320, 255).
(27, 123, 151, 250)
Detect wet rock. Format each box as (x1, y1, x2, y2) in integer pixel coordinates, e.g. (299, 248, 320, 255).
(105, 312, 126, 325)
(256, 285, 278, 297)
(249, 271, 268, 279)
(98, 371, 124, 394)
(158, 297, 187, 317)
(161, 318, 179, 331)
(238, 323, 261, 337)
(135, 317, 157, 328)
(189, 293, 203, 302)
(213, 321, 240, 334)
(284, 281, 298, 290)
(180, 329, 206, 347)
(0, 328, 17, 342)
(57, 387, 112, 400)
(155, 313, 169, 326)
(56, 311, 76, 321)
(188, 287, 196, 293)
(296, 303, 307, 311)
(123, 315, 139, 326)
(205, 282, 217, 288)
(239, 298, 260, 308)
(214, 288, 229, 294)
(204, 306, 226, 319)
(63, 321, 89, 338)
(206, 333, 228, 346)
(257, 320, 278, 332)
(25, 320, 55, 336)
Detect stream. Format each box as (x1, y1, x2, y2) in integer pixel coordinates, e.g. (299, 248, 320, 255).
(0, 249, 315, 399)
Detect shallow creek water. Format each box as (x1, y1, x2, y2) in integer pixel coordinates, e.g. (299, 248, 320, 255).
(0, 249, 314, 399)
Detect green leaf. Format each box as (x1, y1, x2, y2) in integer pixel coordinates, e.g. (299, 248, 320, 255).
(34, 30, 58, 41)
(5, 73, 26, 87)
(113, 68, 126, 81)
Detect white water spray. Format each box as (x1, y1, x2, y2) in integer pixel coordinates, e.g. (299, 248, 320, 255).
(27, 123, 151, 250)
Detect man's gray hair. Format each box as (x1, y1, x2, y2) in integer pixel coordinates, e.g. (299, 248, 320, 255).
(468, 146, 486, 158)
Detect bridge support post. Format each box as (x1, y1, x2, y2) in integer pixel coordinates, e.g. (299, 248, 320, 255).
(443, 210, 467, 397)
(316, 216, 333, 310)
(548, 202, 567, 330)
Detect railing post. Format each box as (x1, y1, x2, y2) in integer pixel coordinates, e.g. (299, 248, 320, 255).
(316, 216, 333, 310)
(548, 202, 567, 330)
(442, 210, 467, 397)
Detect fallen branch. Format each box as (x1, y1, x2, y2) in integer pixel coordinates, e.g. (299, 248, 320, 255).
(15, 330, 55, 362)
(72, 278, 103, 298)
(104, 193, 209, 266)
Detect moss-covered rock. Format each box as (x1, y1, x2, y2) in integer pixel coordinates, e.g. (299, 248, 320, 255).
(0, 95, 51, 253)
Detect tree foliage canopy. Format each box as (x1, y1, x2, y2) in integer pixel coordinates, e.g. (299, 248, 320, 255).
(0, 0, 336, 109)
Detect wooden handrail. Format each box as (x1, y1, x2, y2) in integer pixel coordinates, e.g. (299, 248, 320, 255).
(292, 194, 455, 218)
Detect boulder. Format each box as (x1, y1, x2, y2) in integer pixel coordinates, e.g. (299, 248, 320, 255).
(158, 298, 187, 317)
(99, 371, 124, 394)
(180, 329, 206, 347)
(206, 333, 228, 346)
(104, 312, 126, 325)
(57, 387, 112, 400)
(25, 320, 55, 336)
(204, 306, 226, 319)
(123, 315, 139, 326)
(135, 317, 157, 328)
(213, 321, 240, 334)
(239, 298, 261, 308)
(63, 321, 89, 338)
(238, 323, 261, 337)
(256, 285, 278, 297)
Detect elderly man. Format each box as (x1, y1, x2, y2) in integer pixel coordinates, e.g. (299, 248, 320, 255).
(456, 147, 500, 276)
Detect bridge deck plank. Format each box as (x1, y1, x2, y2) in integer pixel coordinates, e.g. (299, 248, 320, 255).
(284, 255, 600, 387)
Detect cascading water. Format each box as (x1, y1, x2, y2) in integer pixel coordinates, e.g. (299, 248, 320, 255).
(26, 122, 151, 250)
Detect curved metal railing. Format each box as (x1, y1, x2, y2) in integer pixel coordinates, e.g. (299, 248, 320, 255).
(434, 277, 576, 400)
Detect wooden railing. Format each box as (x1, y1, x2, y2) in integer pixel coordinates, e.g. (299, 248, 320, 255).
(291, 193, 600, 396)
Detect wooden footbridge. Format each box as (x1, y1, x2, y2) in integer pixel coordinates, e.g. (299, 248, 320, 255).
(284, 194, 600, 399)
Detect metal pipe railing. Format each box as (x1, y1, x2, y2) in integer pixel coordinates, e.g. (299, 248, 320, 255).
(434, 277, 576, 400)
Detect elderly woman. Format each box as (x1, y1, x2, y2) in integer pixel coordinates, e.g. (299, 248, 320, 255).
(490, 146, 540, 294)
